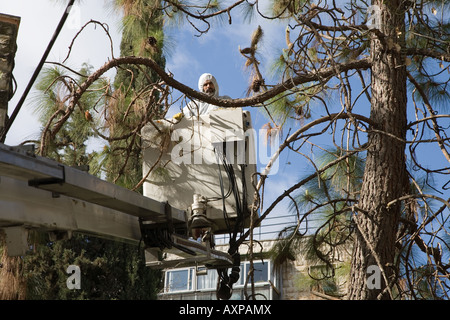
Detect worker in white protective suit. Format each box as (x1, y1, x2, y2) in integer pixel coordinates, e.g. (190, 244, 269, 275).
(182, 73, 231, 117)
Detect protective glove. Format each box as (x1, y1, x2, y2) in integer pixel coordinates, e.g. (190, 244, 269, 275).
(173, 112, 184, 121)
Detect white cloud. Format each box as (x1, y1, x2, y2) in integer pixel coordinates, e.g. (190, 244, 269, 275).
(165, 42, 201, 83)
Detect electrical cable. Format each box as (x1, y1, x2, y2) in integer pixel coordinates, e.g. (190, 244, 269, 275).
(219, 144, 246, 243)
(213, 142, 249, 300)
(214, 146, 232, 236)
(239, 163, 247, 231)
(0, 0, 76, 142)
(208, 147, 232, 202)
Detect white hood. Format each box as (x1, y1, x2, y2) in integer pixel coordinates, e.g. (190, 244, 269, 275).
(183, 73, 230, 117)
(198, 73, 219, 97)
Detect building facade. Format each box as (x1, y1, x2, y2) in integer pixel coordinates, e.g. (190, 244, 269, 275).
(157, 239, 348, 300)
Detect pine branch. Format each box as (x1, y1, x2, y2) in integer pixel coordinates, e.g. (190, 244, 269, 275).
(42, 56, 371, 147)
(406, 47, 450, 62)
(76, 55, 372, 108)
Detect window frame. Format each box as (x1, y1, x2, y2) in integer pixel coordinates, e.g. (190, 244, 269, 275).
(163, 260, 272, 294)
(164, 267, 194, 293)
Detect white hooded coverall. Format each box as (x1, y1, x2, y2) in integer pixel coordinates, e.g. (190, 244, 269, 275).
(182, 73, 231, 117)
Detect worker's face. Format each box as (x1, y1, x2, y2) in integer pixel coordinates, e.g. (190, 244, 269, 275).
(202, 80, 215, 95)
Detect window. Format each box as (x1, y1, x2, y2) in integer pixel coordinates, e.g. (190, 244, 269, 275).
(196, 268, 217, 290)
(236, 261, 270, 285)
(248, 261, 269, 283)
(164, 260, 271, 294)
(165, 268, 193, 292)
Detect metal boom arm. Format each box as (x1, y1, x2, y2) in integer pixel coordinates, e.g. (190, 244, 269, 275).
(0, 143, 232, 268)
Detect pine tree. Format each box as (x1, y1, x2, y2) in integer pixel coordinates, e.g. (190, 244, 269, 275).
(105, 0, 166, 189)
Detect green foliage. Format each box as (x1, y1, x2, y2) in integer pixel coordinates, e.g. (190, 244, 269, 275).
(32, 64, 105, 167)
(161, 0, 225, 27)
(270, 148, 363, 295)
(404, 4, 450, 111)
(239, 0, 257, 23)
(316, 148, 364, 196)
(261, 88, 319, 128)
(23, 234, 161, 299)
(269, 0, 310, 18)
(105, 0, 167, 189)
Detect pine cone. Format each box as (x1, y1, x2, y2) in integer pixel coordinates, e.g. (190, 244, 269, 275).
(147, 36, 157, 46)
(252, 78, 263, 92)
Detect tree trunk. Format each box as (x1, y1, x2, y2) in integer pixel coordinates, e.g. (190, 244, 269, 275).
(348, 1, 407, 300)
